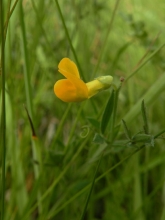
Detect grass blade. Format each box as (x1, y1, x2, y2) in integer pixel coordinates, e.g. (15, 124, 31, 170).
(141, 100, 149, 134)
(24, 105, 37, 139)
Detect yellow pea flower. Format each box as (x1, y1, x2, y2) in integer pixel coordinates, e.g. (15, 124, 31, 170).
(54, 58, 113, 102)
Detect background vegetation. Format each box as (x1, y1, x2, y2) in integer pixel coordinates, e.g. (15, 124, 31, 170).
(1, 0, 165, 219)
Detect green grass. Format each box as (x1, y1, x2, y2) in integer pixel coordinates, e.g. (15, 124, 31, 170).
(1, 0, 165, 219)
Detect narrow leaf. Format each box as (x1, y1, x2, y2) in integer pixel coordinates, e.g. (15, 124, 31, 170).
(93, 133, 105, 144)
(132, 134, 154, 147)
(101, 90, 115, 134)
(141, 100, 149, 134)
(24, 105, 37, 139)
(87, 117, 100, 130)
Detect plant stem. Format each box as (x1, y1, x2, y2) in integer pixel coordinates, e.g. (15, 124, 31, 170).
(54, 0, 85, 80)
(80, 151, 104, 220)
(92, 0, 121, 78)
(0, 0, 6, 218)
(19, 1, 42, 213)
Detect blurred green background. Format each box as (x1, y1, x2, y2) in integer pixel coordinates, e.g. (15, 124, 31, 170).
(1, 0, 165, 219)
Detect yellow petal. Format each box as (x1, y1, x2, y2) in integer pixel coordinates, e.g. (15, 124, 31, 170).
(54, 79, 88, 102)
(58, 58, 80, 78)
(56, 58, 88, 102)
(86, 80, 104, 98)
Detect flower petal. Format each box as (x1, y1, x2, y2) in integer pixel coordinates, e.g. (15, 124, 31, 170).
(86, 80, 104, 98)
(58, 58, 80, 78)
(57, 58, 88, 102)
(54, 79, 88, 102)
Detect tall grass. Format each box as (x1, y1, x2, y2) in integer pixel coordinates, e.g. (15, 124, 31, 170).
(1, 0, 165, 219)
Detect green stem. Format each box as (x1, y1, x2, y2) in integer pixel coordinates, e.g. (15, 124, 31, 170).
(51, 103, 72, 146)
(110, 84, 121, 141)
(154, 129, 165, 139)
(125, 43, 165, 82)
(66, 102, 86, 147)
(19, 2, 33, 117)
(124, 73, 165, 125)
(92, 0, 121, 78)
(54, 0, 85, 80)
(80, 151, 104, 220)
(3, 0, 11, 43)
(0, 0, 6, 219)
(19, 1, 42, 213)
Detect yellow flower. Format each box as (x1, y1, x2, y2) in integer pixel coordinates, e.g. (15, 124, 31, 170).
(54, 58, 113, 102)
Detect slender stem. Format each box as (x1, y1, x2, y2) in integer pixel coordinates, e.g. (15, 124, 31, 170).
(92, 0, 121, 78)
(19, 2, 33, 118)
(51, 103, 72, 146)
(125, 43, 165, 82)
(110, 84, 121, 142)
(54, 0, 85, 80)
(0, 0, 6, 218)
(124, 73, 165, 124)
(154, 129, 165, 139)
(66, 102, 86, 147)
(19, 1, 42, 213)
(80, 151, 104, 220)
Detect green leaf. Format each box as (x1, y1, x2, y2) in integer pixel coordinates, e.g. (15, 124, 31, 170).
(132, 134, 154, 147)
(93, 133, 105, 144)
(101, 90, 115, 134)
